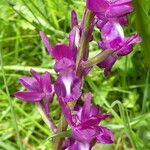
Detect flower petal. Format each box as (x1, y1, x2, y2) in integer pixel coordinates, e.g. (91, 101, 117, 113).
(96, 126, 114, 144)
(39, 31, 53, 55)
(86, 0, 109, 13)
(97, 55, 117, 76)
(54, 58, 75, 73)
(58, 97, 75, 126)
(14, 91, 43, 102)
(19, 76, 40, 91)
(68, 26, 80, 60)
(117, 34, 142, 56)
(106, 3, 133, 18)
(81, 93, 92, 121)
(52, 44, 73, 60)
(72, 126, 98, 143)
(71, 10, 78, 28)
(40, 71, 52, 94)
(63, 138, 90, 150)
(30, 69, 41, 82)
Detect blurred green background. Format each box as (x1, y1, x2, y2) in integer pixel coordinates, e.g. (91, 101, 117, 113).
(0, 0, 150, 150)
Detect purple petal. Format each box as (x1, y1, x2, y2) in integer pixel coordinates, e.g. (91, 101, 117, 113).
(54, 71, 82, 102)
(98, 21, 124, 51)
(19, 76, 40, 91)
(14, 91, 43, 102)
(52, 44, 73, 60)
(125, 34, 142, 45)
(30, 69, 41, 82)
(90, 105, 100, 117)
(96, 126, 114, 144)
(58, 97, 75, 126)
(117, 34, 142, 56)
(96, 19, 107, 29)
(101, 21, 124, 46)
(54, 58, 75, 73)
(68, 26, 80, 60)
(118, 16, 128, 25)
(86, 0, 109, 13)
(39, 31, 53, 55)
(98, 55, 117, 76)
(43, 93, 54, 114)
(106, 4, 133, 18)
(40, 71, 52, 94)
(63, 138, 90, 150)
(71, 10, 78, 28)
(81, 93, 92, 121)
(72, 126, 98, 143)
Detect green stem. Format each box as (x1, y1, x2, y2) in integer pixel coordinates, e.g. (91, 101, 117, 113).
(75, 9, 94, 77)
(52, 114, 68, 150)
(36, 103, 57, 133)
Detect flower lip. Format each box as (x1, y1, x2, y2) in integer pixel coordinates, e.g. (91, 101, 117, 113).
(54, 71, 82, 102)
(62, 76, 73, 97)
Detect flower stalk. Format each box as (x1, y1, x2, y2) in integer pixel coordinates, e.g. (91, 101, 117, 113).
(53, 9, 94, 150)
(75, 9, 94, 77)
(36, 103, 57, 133)
(52, 115, 68, 150)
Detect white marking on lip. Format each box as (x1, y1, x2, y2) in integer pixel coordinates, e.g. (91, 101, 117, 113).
(115, 22, 124, 38)
(62, 76, 72, 96)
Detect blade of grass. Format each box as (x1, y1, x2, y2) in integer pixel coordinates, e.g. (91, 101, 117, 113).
(21, 0, 42, 26)
(2, 65, 55, 74)
(0, 141, 17, 150)
(111, 100, 143, 150)
(26, 0, 50, 25)
(0, 35, 39, 42)
(0, 42, 23, 150)
(142, 70, 149, 113)
(8, 2, 40, 31)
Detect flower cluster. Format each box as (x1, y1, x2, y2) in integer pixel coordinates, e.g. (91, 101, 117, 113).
(15, 0, 141, 149)
(86, 0, 142, 76)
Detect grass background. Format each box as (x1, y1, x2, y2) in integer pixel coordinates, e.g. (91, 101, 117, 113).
(0, 0, 150, 150)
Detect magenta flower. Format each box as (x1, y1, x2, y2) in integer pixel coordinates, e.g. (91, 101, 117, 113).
(14, 69, 54, 113)
(87, 0, 133, 29)
(40, 31, 79, 72)
(87, 0, 133, 19)
(40, 32, 76, 63)
(40, 31, 82, 102)
(59, 93, 114, 145)
(97, 21, 142, 75)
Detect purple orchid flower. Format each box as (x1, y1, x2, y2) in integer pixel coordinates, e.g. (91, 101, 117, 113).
(40, 31, 82, 102)
(59, 93, 114, 147)
(87, 0, 133, 19)
(40, 32, 76, 62)
(14, 69, 54, 114)
(87, 0, 133, 28)
(97, 21, 142, 76)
